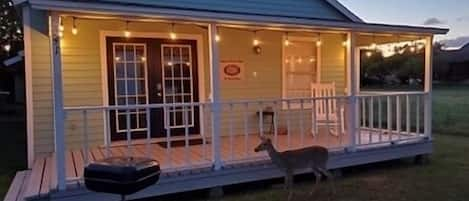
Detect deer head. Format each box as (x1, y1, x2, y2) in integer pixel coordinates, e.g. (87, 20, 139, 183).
(254, 136, 273, 152)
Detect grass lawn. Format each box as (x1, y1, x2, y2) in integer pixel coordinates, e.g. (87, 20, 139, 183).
(2, 85, 469, 200)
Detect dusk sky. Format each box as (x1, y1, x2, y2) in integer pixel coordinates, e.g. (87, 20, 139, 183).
(339, 0, 469, 48)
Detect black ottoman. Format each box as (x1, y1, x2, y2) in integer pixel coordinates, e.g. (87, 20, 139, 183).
(84, 157, 160, 201)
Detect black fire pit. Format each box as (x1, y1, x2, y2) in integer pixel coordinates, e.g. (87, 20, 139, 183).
(84, 157, 160, 201)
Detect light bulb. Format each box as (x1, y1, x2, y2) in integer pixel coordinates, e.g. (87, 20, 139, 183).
(58, 31, 64, 38)
(253, 39, 260, 46)
(410, 46, 416, 52)
(72, 27, 78, 35)
(215, 34, 221, 42)
(124, 30, 131, 38)
(366, 51, 373, 57)
(342, 40, 349, 47)
(284, 39, 290, 46)
(370, 43, 377, 49)
(4, 44, 11, 52)
(170, 32, 177, 40)
(316, 40, 322, 47)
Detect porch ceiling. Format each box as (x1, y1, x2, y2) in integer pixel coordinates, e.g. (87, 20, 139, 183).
(28, 0, 449, 35)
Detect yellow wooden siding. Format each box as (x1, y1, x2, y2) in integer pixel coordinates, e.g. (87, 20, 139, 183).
(29, 12, 347, 155)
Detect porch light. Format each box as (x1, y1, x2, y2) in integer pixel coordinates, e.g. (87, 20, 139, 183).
(124, 21, 131, 38)
(58, 31, 64, 38)
(284, 32, 290, 46)
(342, 40, 349, 47)
(170, 23, 177, 40)
(215, 28, 221, 42)
(71, 17, 78, 35)
(115, 57, 121, 61)
(140, 57, 146, 62)
(410, 46, 416, 53)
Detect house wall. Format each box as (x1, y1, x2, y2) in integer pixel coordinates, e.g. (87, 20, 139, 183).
(28, 10, 347, 155)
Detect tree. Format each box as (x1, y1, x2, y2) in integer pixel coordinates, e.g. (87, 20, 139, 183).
(0, 0, 23, 56)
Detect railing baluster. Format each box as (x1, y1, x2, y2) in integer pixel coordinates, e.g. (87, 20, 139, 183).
(387, 96, 392, 142)
(312, 98, 317, 137)
(165, 106, 172, 168)
(104, 109, 111, 157)
(369, 96, 374, 143)
(361, 98, 366, 127)
(273, 101, 279, 146)
(406, 95, 411, 136)
(259, 102, 264, 136)
(300, 99, 305, 147)
(201, 104, 207, 160)
(145, 107, 151, 156)
(325, 97, 331, 147)
(357, 97, 362, 145)
(287, 100, 291, 149)
(378, 96, 383, 142)
(396, 95, 401, 141)
(82, 110, 89, 165)
(244, 102, 249, 157)
(416, 95, 421, 136)
(184, 105, 191, 166)
(229, 103, 234, 161)
(126, 109, 132, 156)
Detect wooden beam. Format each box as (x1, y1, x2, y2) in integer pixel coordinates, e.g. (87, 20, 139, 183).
(208, 23, 222, 170)
(346, 32, 358, 150)
(424, 36, 433, 140)
(49, 13, 66, 190)
(22, 5, 35, 169)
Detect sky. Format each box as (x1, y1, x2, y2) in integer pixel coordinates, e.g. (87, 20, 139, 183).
(338, 0, 469, 48)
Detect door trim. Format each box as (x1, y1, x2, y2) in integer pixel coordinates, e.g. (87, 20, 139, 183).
(99, 31, 206, 144)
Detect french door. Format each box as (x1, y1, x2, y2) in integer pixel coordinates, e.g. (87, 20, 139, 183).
(106, 37, 200, 141)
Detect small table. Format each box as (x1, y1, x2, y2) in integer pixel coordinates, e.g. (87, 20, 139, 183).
(256, 107, 275, 134)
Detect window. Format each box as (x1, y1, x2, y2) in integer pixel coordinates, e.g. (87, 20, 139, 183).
(282, 37, 320, 108)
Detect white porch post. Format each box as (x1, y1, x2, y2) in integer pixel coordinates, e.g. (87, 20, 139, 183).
(346, 32, 358, 151)
(208, 23, 222, 170)
(424, 36, 434, 140)
(49, 13, 66, 190)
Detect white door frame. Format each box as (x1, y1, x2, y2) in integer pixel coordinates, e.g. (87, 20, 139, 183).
(99, 31, 206, 142)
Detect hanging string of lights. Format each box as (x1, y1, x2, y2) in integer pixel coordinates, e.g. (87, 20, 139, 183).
(54, 15, 425, 57)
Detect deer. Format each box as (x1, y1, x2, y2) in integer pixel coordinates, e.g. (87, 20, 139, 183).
(254, 136, 335, 200)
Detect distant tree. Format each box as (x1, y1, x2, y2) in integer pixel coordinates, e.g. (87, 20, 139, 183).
(0, 0, 23, 57)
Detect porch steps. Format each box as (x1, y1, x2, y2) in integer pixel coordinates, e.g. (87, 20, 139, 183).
(4, 171, 30, 201)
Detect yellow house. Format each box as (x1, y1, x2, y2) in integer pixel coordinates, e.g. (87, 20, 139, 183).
(7, 0, 447, 200)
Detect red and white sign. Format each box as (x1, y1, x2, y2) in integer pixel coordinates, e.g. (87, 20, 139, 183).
(220, 61, 244, 81)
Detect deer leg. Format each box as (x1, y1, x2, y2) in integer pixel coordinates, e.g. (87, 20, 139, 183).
(310, 168, 322, 195)
(317, 167, 336, 195)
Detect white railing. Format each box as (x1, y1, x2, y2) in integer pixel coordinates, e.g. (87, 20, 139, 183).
(357, 92, 429, 147)
(60, 92, 431, 184)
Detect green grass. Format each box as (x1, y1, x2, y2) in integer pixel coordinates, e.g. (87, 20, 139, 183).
(213, 134, 469, 201)
(433, 85, 469, 137)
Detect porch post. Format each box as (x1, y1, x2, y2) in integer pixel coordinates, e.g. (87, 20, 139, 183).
(346, 32, 358, 151)
(208, 23, 223, 170)
(424, 36, 434, 140)
(49, 13, 66, 190)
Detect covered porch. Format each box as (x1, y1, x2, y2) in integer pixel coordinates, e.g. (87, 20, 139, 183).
(20, 4, 445, 200)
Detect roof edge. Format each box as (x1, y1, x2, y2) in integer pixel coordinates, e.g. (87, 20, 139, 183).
(28, 0, 449, 35)
(325, 0, 363, 23)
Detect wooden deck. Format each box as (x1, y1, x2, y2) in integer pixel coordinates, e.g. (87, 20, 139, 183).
(19, 130, 423, 201)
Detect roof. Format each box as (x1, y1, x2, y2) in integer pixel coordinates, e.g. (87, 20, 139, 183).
(23, 0, 448, 35)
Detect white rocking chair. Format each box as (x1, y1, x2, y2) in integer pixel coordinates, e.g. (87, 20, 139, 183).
(311, 82, 345, 136)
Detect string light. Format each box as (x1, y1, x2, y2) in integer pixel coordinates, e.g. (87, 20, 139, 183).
(366, 51, 373, 57)
(170, 23, 177, 40)
(284, 32, 290, 46)
(370, 35, 377, 50)
(253, 31, 260, 46)
(316, 33, 322, 47)
(71, 17, 78, 35)
(3, 44, 11, 52)
(59, 17, 64, 32)
(124, 21, 131, 38)
(215, 28, 221, 42)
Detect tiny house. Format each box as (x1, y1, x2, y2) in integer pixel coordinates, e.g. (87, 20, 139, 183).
(7, 0, 447, 201)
